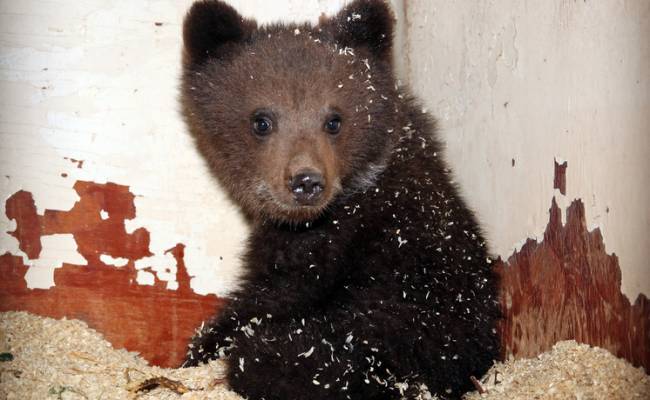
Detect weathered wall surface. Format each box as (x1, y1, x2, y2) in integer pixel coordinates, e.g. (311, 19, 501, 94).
(403, 0, 649, 367)
(403, 0, 649, 301)
(0, 0, 245, 297)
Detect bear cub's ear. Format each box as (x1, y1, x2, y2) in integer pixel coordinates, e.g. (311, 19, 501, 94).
(322, 0, 395, 59)
(183, 0, 256, 66)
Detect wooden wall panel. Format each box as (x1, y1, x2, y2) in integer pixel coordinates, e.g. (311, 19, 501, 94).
(497, 166, 649, 370)
(1, 181, 222, 367)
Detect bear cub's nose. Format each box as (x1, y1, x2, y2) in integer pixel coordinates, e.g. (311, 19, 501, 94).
(289, 171, 325, 205)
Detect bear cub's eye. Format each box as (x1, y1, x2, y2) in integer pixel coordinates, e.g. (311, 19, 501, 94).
(252, 116, 273, 136)
(324, 116, 342, 135)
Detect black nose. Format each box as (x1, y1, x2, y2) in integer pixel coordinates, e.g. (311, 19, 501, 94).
(289, 171, 325, 205)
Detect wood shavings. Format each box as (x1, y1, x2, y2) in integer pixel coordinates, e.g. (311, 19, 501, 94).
(0, 311, 242, 400)
(464, 340, 650, 399)
(1, 312, 648, 399)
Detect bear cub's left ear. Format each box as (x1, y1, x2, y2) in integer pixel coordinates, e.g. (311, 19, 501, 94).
(322, 0, 395, 59)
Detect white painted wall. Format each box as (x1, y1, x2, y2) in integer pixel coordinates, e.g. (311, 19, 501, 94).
(2, 0, 647, 302)
(404, 0, 650, 300)
(0, 0, 240, 294)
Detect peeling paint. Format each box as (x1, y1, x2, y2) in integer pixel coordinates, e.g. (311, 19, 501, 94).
(497, 195, 649, 370)
(99, 254, 128, 267)
(136, 269, 156, 286)
(0, 247, 222, 367)
(6, 181, 152, 266)
(25, 234, 86, 289)
(404, 0, 650, 300)
(1, 180, 231, 366)
(0, 0, 254, 300)
(496, 161, 649, 370)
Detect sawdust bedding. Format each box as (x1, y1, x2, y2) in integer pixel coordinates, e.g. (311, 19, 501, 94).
(1, 311, 648, 399)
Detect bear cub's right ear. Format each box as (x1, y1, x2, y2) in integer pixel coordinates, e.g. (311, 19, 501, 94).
(183, 0, 256, 66)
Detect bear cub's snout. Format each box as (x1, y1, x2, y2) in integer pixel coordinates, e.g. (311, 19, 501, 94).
(289, 170, 325, 205)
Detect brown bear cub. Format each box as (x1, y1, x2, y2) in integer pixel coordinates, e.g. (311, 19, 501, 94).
(181, 0, 500, 399)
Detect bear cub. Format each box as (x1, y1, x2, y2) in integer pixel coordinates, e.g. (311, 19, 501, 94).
(181, 1, 500, 399)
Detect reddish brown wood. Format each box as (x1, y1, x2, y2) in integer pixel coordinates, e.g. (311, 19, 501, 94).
(553, 159, 567, 195)
(496, 197, 650, 370)
(0, 181, 223, 367)
(166, 243, 194, 293)
(5, 190, 42, 259)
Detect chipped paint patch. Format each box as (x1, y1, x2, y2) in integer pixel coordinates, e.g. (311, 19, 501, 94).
(0, 181, 224, 367)
(136, 269, 156, 286)
(26, 234, 85, 289)
(497, 196, 650, 371)
(404, 0, 650, 301)
(496, 163, 649, 370)
(99, 254, 128, 267)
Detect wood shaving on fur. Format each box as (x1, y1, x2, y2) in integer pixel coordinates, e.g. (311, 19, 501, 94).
(1, 311, 648, 399)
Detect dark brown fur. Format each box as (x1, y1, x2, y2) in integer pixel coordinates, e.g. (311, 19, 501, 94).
(181, 1, 500, 399)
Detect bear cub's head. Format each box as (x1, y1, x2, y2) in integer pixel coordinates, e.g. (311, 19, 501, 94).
(182, 0, 399, 224)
